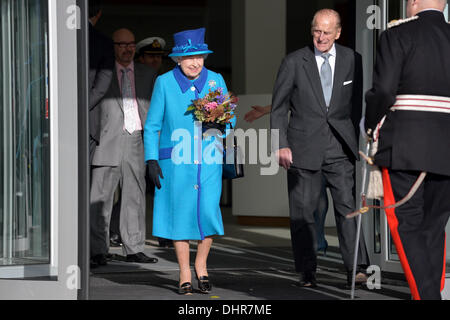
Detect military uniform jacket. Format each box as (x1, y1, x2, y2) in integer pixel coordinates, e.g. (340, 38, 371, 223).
(365, 10, 450, 176)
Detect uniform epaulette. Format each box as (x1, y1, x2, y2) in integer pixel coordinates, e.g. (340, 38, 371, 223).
(387, 16, 419, 29)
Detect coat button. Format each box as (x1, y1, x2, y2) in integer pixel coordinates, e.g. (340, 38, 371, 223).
(191, 86, 196, 92)
(194, 185, 199, 190)
(194, 160, 199, 165)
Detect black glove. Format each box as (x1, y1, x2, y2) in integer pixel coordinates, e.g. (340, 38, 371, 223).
(202, 121, 226, 134)
(147, 160, 164, 189)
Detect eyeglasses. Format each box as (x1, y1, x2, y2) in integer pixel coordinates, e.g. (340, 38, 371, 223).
(114, 42, 136, 49)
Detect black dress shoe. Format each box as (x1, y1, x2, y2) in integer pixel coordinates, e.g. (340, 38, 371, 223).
(347, 270, 369, 288)
(178, 282, 193, 295)
(110, 234, 123, 247)
(299, 271, 317, 288)
(197, 276, 212, 294)
(126, 252, 158, 263)
(91, 254, 108, 267)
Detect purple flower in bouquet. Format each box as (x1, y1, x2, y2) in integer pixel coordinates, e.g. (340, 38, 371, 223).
(216, 95, 226, 105)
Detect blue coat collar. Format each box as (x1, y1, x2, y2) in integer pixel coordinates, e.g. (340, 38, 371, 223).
(173, 66, 208, 94)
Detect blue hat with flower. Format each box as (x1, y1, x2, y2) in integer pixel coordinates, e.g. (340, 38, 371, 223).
(169, 28, 213, 58)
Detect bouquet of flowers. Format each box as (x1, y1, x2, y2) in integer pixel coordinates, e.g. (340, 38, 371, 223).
(186, 88, 238, 125)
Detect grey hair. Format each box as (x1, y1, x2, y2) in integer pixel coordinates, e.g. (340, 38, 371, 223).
(311, 9, 342, 29)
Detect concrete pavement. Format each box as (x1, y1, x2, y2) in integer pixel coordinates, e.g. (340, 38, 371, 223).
(89, 209, 411, 300)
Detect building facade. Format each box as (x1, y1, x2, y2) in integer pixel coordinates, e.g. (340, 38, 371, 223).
(0, 0, 449, 299)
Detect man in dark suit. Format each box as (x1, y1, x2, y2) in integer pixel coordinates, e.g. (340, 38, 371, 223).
(90, 28, 158, 266)
(88, 0, 114, 163)
(365, 0, 450, 300)
(271, 9, 369, 287)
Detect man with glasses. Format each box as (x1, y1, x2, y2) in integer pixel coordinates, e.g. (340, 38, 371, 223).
(271, 9, 369, 288)
(90, 28, 158, 266)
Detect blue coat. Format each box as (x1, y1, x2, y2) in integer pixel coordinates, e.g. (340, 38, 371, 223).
(144, 66, 236, 240)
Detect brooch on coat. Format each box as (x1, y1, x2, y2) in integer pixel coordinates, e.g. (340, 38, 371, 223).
(208, 80, 217, 88)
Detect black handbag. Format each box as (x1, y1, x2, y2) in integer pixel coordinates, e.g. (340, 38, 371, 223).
(222, 132, 244, 180)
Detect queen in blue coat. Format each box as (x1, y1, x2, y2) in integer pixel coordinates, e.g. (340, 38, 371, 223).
(144, 28, 236, 295)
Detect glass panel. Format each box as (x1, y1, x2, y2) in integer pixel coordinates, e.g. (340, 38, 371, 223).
(0, 0, 50, 267)
(388, 0, 403, 21)
(389, 233, 399, 261)
(373, 201, 381, 254)
(0, 1, 3, 260)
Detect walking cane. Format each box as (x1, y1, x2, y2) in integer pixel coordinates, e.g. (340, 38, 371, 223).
(350, 139, 371, 300)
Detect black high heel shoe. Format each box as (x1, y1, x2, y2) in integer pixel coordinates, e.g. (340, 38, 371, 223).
(178, 282, 193, 295)
(197, 276, 212, 294)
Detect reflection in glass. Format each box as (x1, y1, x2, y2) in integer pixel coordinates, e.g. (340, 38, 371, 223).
(373, 201, 381, 254)
(389, 233, 399, 261)
(0, 2, 3, 260)
(388, 0, 403, 22)
(1, 0, 50, 266)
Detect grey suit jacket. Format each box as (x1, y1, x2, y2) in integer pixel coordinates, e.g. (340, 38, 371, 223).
(88, 24, 115, 144)
(92, 63, 157, 167)
(271, 44, 363, 170)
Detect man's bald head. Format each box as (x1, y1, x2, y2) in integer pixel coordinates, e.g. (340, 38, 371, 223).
(113, 29, 136, 67)
(406, 0, 447, 17)
(312, 9, 342, 30)
(113, 28, 135, 43)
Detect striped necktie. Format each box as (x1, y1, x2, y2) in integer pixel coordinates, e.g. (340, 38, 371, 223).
(121, 68, 137, 134)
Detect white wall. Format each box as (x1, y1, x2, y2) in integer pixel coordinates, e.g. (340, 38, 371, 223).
(231, 94, 289, 217)
(231, 0, 289, 218)
(231, 0, 286, 95)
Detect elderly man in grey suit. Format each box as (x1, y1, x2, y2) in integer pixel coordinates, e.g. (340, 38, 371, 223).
(271, 9, 369, 287)
(90, 28, 158, 266)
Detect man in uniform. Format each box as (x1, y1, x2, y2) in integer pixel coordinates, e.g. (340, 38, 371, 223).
(136, 37, 168, 74)
(365, 0, 450, 300)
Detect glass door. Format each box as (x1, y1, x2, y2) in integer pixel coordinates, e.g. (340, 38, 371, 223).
(0, 0, 51, 270)
(0, 0, 81, 299)
(356, 0, 405, 274)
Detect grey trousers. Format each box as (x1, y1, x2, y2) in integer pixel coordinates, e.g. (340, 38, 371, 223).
(90, 132, 146, 256)
(287, 127, 369, 273)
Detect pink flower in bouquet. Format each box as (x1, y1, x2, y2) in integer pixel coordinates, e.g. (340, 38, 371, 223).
(205, 101, 218, 111)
